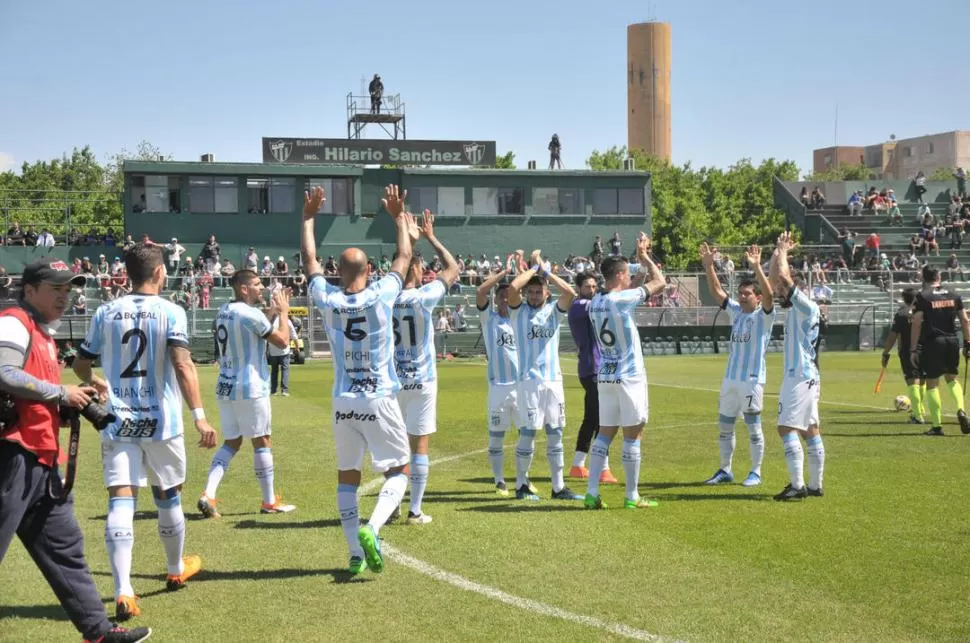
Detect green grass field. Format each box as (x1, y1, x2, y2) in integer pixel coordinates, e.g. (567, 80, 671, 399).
(2, 352, 970, 642)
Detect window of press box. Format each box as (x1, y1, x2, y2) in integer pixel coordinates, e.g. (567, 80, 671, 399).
(305, 178, 354, 215)
(246, 178, 296, 213)
(593, 188, 644, 215)
(189, 176, 239, 213)
(408, 187, 466, 217)
(533, 187, 583, 215)
(130, 175, 182, 213)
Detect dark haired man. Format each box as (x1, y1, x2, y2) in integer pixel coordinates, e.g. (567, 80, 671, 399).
(881, 288, 926, 424)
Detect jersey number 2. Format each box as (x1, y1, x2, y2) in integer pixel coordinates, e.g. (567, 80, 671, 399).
(120, 328, 148, 379)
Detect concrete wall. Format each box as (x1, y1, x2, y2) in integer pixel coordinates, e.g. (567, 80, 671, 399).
(627, 22, 672, 161)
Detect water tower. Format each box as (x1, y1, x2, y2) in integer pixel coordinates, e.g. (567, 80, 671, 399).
(627, 21, 671, 161)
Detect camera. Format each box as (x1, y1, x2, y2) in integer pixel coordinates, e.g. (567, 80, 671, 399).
(79, 397, 116, 431)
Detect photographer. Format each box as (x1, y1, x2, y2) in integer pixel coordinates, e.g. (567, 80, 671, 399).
(0, 257, 150, 643)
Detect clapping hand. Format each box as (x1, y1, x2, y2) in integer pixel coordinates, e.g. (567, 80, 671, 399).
(699, 242, 714, 267)
(303, 186, 325, 220)
(776, 231, 796, 252)
(420, 209, 436, 238)
(744, 244, 762, 267)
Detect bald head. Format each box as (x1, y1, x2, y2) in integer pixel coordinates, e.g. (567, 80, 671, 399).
(339, 248, 369, 282)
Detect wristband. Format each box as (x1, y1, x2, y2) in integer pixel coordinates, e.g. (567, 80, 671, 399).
(191, 408, 206, 421)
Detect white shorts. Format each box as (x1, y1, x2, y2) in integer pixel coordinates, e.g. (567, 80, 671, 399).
(777, 377, 821, 430)
(516, 379, 566, 431)
(101, 436, 186, 490)
(332, 396, 410, 472)
(218, 397, 272, 440)
(598, 375, 649, 427)
(487, 383, 518, 433)
(397, 381, 437, 436)
(718, 379, 765, 420)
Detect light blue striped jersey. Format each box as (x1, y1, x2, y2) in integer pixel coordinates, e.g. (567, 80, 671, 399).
(478, 305, 518, 385)
(588, 287, 647, 381)
(309, 273, 402, 398)
(393, 279, 446, 383)
(722, 298, 775, 383)
(510, 300, 565, 382)
(214, 301, 272, 400)
(79, 294, 188, 442)
(783, 287, 821, 381)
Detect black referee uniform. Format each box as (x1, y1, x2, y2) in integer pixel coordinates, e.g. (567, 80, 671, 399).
(913, 287, 963, 380)
(890, 306, 922, 382)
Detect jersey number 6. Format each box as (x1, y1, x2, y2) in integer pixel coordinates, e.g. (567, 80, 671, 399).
(598, 319, 616, 347)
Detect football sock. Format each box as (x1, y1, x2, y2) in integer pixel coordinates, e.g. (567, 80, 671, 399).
(545, 427, 565, 493)
(782, 432, 805, 489)
(586, 433, 613, 498)
(409, 453, 429, 516)
(154, 494, 185, 576)
(603, 454, 611, 472)
(572, 450, 587, 468)
(488, 431, 505, 483)
(806, 435, 825, 490)
(204, 444, 236, 498)
(919, 383, 927, 416)
(908, 383, 924, 418)
(515, 428, 537, 489)
(621, 438, 642, 501)
(744, 413, 764, 475)
(927, 386, 943, 426)
(718, 414, 736, 472)
(369, 473, 407, 534)
(253, 447, 276, 506)
(337, 483, 364, 558)
(105, 496, 136, 597)
(946, 379, 965, 412)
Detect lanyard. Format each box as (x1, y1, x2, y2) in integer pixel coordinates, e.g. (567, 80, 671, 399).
(47, 412, 80, 501)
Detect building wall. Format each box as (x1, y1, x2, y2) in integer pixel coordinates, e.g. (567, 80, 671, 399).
(812, 146, 865, 173)
(121, 162, 653, 266)
(893, 131, 960, 178)
(627, 22, 671, 161)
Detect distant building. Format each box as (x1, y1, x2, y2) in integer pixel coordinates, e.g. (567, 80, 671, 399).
(813, 130, 970, 179)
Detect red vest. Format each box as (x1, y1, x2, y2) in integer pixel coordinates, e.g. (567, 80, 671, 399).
(0, 307, 62, 467)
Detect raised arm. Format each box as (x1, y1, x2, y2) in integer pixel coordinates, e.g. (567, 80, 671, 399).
(630, 234, 650, 289)
(301, 187, 325, 276)
(507, 251, 540, 308)
(381, 185, 416, 280)
(420, 210, 459, 287)
(544, 265, 577, 310)
(745, 244, 773, 311)
(476, 268, 508, 309)
(700, 242, 728, 303)
(771, 231, 796, 290)
(640, 252, 666, 296)
(265, 290, 291, 349)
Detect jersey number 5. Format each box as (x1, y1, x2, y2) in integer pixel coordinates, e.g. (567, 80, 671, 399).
(344, 316, 368, 341)
(120, 328, 148, 379)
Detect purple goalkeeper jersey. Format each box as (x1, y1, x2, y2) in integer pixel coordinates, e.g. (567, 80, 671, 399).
(568, 298, 601, 380)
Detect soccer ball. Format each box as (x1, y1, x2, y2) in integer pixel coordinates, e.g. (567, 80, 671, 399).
(894, 395, 912, 412)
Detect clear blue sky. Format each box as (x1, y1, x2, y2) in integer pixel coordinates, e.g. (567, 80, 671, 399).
(1, 0, 967, 176)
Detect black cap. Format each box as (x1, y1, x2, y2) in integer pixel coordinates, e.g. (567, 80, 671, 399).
(22, 256, 87, 287)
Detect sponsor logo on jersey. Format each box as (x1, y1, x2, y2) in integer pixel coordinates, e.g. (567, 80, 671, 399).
(334, 410, 378, 422)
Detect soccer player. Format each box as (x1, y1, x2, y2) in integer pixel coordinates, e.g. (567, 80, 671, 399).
(566, 272, 618, 484)
(768, 231, 825, 501)
(881, 287, 926, 424)
(73, 243, 217, 621)
(393, 210, 459, 525)
(909, 265, 970, 436)
(302, 184, 415, 575)
(584, 235, 666, 509)
(197, 271, 297, 518)
(476, 268, 520, 496)
(507, 249, 583, 501)
(700, 242, 774, 487)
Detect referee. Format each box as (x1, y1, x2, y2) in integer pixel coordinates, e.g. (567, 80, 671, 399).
(881, 287, 926, 424)
(0, 256, 151, 642)
(566, 272, 617, 483)
(909, 266, 970, 436)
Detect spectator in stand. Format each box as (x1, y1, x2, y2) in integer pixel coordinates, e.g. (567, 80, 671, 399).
(476, 253, 490, 275)
(103, 229, 116, 246)
(809, 255, 827, 284)
(80, 257, 95, 285)
(914, 170, 928, 204)
(260, 256, 273, 278)
(833, 254, 850, 283)
(451, 303, 468, 332)
(379, 255, 391, 274)
(891, 252, 906, 271)
(847, 190, 864, 216)
(71, 288, 86, 315)
(324, 255, 337, 276)
(839, 227, 858, 267)
(462, 256, 478, 285)
(23, 225, 38, 246)
(110, 256, 123, 274)
(201, 234, 221, 272)
(421, 259, 437, 285)
(275, 255, 289, 281)
(945, 253, 964, 282)
(70, 258, 82, 275)
(871, 192, 888, 216)
(121, 234, 135, 252)
(799, 186, 810, 208)
(219, 258, 235, 287)
(592, 235, 604, 258)
(139, 232, 155, 246)
(955, 167, 967, 198)
(810, 185, 826, 210)
(96, 254, 109, 276)
(609, 231, 622, 256)
(244, 247, 259, 271)
(165, 237, 186, 285)
(7, 222, 25, 246)
(865, 232, 881, 261)
(908, 234, 922, 256)
(110, 268, 129, 298)
(921, 222, 940, 257)
(197, 271, 213, 309)
(66, 228, 80, 246)
(35, 228, 55, 247)
(435, 310, 451, 332)
(945, 204, 964, 249)
(291, 268, 307, 296)
(723, 253, 735, 292)
(887, 193, 902, 224)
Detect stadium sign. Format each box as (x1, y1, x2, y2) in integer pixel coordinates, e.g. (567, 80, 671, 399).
(262, 138, 497, 166)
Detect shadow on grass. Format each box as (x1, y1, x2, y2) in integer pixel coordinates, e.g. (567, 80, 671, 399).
(824, 432, 932, 438)
(233, 518, 341, 530)
(89, 511, 248, 522)
(92, 566, 368, 587)
(456, 503, 585, 514)
(424, 495, 510, 504)
(652, 493, 770, 502)
(0, 604, 69, 622)
(640, 481, 709, 490)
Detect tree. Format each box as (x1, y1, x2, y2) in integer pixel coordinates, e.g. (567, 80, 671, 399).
(585, 146, 801, 269)
(928, 166, 956, 181)
(804, 162, 875, 181)
(493, 150, 516, 169)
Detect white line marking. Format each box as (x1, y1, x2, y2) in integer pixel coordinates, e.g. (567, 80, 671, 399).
(382, 542, 676, 642)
